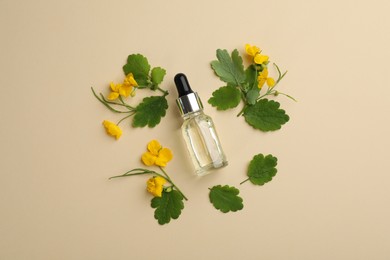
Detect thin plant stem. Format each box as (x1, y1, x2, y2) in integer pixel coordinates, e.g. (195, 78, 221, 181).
(157, 87, 169, 96)
(118, 96, 135, 110)
(276, 92, 297, 102)
(117, 112, 135, 125)
(240, 178, 250, 185)
(159, 167, 188, 201)
(109, 169, 155, 179)
(91, 87, 132, 113)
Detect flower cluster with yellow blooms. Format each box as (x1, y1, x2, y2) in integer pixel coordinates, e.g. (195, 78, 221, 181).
(108, 73, 138, 100)
(245, 44, 275, 89)
(108, 140, 187, 225)
(110, 140, 187, 199)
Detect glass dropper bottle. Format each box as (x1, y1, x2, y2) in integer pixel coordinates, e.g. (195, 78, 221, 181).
(174, 73, 228, 176)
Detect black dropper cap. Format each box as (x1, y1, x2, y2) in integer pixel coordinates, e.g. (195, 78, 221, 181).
(174, 73, 194, 97)
(174, 73, 203, 115)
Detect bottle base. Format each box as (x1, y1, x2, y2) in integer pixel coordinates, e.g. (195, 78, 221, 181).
(195, 160, 228, 176)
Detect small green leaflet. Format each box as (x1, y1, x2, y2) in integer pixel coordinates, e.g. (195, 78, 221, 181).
(209, 185, 244, 213)
(245, 65, 259, 105)
(245, 65, 258, 90)
(123, 54, 150, 86)
(211, 49, 246, 86)
(242, 154, 278, 185)
(151, 190, 184, 225)
(244, 99, 289, 131)
(208, 86, 241, 110)
(133, 96, 168, 128)
(151, 67, 166, 86)
(246, 88, 260, 105)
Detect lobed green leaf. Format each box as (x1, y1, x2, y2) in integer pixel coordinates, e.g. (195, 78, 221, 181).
(151, 67, 166, 86)
(209, 185, 244, 213)
(208, 86, 241, 110)
(211, 49, 246, 86)
(243, 99, 289, 131)
(246, 154, 278, 185)
(133, 96, 168, 128)
(123, 54, 151, 86)
(151, 190, 184, 225)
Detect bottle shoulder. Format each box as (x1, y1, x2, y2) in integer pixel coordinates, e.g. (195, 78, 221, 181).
(183, 112, 212, 121)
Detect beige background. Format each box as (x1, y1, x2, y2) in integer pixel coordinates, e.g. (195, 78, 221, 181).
(1, 0, 390, 259)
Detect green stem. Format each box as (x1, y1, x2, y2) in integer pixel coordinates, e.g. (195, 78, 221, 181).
(117, 112, 135, 125)
(237, 103, 248, 117)
(118, 96, 135, 110)
(240, 178, 250, 185)
(276, 92, 297, 102)
(273, 63, 287, 84)
(91, 87, 132, 113)
(159, 167, 188, 201)
(157, 87, 169, 96)
(109, 168, 156, 180)
(257, 89, 274, 100)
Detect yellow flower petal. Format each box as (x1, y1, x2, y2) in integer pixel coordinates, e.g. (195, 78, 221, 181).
(124, 73, 138, 87)
(154, 176, 167, 186)
(258, 79, 266, 89)
(254, 54, 269, 64)
(155, 148, 173, 167)
(147, 140, 162, 156)
(107, 92, 119, 100)
(110, 82, 119, 92)
(267, 77, 276, 87)
(146, 177, 165, 197)
(118, 85, 132, 97)
(154, 185, 164, 197)
(258, 68, 269, 79)
(142, 152, 157, 166)
(102, 120, 122, 140)
(245, 44, 260, 57)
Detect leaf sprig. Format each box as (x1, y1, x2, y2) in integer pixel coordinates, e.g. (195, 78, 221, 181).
(92, 54, 169, 139)
(109, 140, 187, 225)
(208, 44, 296, 132)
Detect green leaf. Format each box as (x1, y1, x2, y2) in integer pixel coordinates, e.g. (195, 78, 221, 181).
(245, 154, 278, 185)
(243, 99, 289, 131)
(209, 185, 244, 213)
(151, 67, 166, 86)
(245, 65, 259, 105)
(133, 96, 168, 128)
(151, 190, 184, 225)
(245, 65, 258, 90)
(123, 54, 151, 86)
(246, 88, 260, 105)
(208, 86, 241, 110)
(211, 49, 246, 86)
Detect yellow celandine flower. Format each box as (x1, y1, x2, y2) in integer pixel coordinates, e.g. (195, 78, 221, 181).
(254, 54, 269, 65)
(141, 140, 173, 167)
(245, 44, 269, 65)
(146, 176, 167, 197)
(107, 73, 138, 100)
(102, 120, 122, 140)
(107, 82, 123, 100)
(245, 44, 261, 57)
(123, 73, 138, 87)
(257, 68, 276, 89)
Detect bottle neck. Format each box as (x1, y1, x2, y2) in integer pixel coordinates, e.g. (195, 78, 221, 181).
(182, 110, 203, 120)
